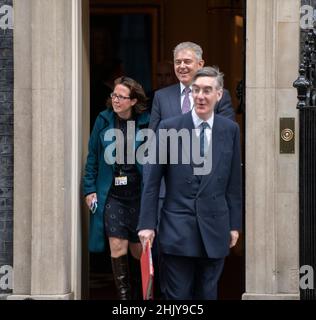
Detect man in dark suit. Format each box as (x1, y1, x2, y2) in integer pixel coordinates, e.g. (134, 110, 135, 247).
(147, 42, 236, 298)
(138, 67, 242, 300)
(149, 41, 235, 132)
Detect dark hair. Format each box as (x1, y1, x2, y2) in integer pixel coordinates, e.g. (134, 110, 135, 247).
(106, 76, 147, 114)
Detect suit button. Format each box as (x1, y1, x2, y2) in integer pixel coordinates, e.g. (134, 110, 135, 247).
(186, 179, 192, 184)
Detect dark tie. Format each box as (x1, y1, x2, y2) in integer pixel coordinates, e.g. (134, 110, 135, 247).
(182, 87, 191, 114)
(200, 122, 210, 157)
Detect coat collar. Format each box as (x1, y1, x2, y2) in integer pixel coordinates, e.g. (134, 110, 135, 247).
(99, 108, 150, 127)
(99, 108, 114, 124)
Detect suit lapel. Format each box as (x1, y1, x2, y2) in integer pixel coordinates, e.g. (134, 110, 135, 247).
(197, 115, 224, 195)
(168, 84, 182, 117)
(180, 112, 195, 165)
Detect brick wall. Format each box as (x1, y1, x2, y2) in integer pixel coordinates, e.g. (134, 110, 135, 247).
(0, 0, 13, 295)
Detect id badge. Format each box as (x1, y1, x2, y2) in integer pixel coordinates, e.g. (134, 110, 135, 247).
(115, 176, 128, 186)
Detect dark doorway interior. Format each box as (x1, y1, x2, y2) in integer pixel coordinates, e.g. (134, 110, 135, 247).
(88, 2, 160, 299)
(89, 5, 159, 129)
(88, 0, 245, 300)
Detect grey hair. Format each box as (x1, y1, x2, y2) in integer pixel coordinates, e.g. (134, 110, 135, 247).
(173, 42, 203, 61)
(192, 66, 224, 90)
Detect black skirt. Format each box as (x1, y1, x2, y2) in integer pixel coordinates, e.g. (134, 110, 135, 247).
(104, 164, 141, 243)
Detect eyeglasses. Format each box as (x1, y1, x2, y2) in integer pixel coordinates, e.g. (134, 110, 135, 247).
(192, 86, 216, 96)
(110, 93, 131, 101)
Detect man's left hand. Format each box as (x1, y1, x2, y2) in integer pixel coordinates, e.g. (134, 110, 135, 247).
(138, 229, 155, 250)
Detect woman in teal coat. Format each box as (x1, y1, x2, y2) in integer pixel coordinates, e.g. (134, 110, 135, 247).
(83, 76, 150, 299)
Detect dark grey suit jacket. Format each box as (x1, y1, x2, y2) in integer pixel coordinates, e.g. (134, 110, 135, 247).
(149, 83, 235, 132)
(138, 112, 242, 258)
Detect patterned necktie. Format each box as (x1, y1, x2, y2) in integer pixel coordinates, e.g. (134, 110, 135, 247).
(200, 122, 210, 157)
(182, 87, 191, 114)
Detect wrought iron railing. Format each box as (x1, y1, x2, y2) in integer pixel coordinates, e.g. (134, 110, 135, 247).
(293, 0, 316, 300)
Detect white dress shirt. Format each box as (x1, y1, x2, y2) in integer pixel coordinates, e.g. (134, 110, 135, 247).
(191, 108, 213, 148)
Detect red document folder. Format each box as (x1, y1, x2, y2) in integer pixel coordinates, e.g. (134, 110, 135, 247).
(140, 241, 154, 300)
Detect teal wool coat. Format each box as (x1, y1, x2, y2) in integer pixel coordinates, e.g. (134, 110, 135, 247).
(83, 109, 150, 252)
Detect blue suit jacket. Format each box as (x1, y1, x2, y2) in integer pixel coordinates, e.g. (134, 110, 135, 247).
(147, 83, 235, 198)
(138, 112, 242, 259)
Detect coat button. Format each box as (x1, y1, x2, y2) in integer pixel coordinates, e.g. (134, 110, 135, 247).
(186, 178, 192, 184)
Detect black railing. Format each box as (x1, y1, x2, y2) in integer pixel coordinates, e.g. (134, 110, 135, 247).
(293, 2, 316, 300)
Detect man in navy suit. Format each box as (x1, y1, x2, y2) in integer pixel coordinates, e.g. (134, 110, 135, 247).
(147, 42, 236, 298)
(138, 67, 242, 300)
(149, 41, 235, 132)
(148, 41, 235, 240)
